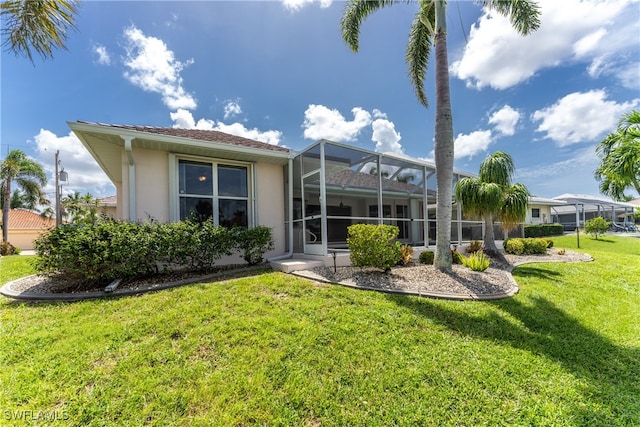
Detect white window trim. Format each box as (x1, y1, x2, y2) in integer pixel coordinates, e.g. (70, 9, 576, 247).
(169, 153, 254, 226)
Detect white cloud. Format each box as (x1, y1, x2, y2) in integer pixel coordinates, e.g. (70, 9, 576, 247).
(451, 0, 640, 90)
(223, 100, 243, 120)
(32, 129, 115, 198)
(488, 105, 520, 136)
(93, 44, 111, 65)
(454, 130, 493, 159)
(302, 104, 372, 142)
(514, 145, 600, 197)
(372, 109, 387, 119)
(122, 26, 196, 110)
(282, 0, 332, 12)
(170, 109, 282, 146)
(531, 89, 639, 146)
(371, 119, 403, 155)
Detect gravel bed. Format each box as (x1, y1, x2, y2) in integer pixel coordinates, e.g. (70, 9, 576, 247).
(2, 248, 592, 300)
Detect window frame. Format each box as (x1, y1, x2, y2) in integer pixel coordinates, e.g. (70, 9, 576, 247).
(531, 208, 541, 219)
(170, 154, 254, 227)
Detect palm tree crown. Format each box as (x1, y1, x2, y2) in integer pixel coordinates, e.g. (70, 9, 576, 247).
(1, 149, 48, 242)
(594, 110, 640, 201)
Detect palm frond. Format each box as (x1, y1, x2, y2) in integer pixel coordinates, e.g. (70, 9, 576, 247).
(483, 0, 541, 35)
(478, 151, 514, 185)
(1, 0, 79, 63)
(406, 2, 434, 108)
(498, 183, 530, 230)
(340, 0, 400, 52)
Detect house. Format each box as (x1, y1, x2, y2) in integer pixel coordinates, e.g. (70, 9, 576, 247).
(96, 195, 118, 219)
(525, 197, 567, 225)
(69, 121, 483, 266)
(3, 209, 55, 250)
(551, 193, 637, 231)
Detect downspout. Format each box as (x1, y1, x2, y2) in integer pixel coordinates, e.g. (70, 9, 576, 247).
(124, 137, 136, 221)
(268, 157, 294, 261)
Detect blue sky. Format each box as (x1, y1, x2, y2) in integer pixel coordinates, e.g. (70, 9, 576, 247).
(2, 0, 639, 201)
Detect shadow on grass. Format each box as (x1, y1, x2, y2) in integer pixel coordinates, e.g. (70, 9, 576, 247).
(387, 294, 640, 425)
(511, 266, 562, 281)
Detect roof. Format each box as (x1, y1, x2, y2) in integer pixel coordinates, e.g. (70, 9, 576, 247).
(528, 196, 567, 206)
(97, 195, 117, 206)
(552, 193, 636, 208)
(78, 121, 289, 153)
(69, 121, 292, 184)
(6, 209, 55, 230)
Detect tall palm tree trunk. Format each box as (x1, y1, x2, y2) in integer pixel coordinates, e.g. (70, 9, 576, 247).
(2, 181, 11, 242)
(433, 0, 454, 272)
(483, 214, 498, 254)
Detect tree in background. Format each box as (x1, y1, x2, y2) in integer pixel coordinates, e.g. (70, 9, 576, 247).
(1, 149, 48, 242)
(1, 0, 79, 63)
(340, 0, 540, 271)
(595, 110, 640, 201)
(455, 151, 530, 258)
(61, 191, 101, 224)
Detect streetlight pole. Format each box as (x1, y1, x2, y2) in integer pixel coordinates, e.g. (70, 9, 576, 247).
(55, 151, 61, 226)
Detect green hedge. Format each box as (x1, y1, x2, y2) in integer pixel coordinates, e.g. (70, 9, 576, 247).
(504, 238, 548, 255)
(524, 224, 564, 237)
(33, 219, 274, 288)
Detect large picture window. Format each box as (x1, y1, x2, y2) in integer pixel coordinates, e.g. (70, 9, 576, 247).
(178, 159, 249, 227)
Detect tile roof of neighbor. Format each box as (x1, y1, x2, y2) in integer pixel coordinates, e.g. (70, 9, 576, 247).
(7, 209, 55, 229)
(77, 121, 290, 154)
(97, 195, 117, 205)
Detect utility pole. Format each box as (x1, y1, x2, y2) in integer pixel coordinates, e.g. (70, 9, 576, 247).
(55, 150, 61, 226)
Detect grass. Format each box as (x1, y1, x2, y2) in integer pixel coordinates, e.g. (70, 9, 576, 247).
(1, 235, 638, 426)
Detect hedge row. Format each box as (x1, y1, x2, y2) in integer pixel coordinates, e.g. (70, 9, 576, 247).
(503, 237, 549, 255)
(33, 219, 273, 287)
(524, 224, 564, 237)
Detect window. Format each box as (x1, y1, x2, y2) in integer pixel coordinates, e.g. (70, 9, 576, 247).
(178, 159, 249, 227)
(532, 208, 540, 218)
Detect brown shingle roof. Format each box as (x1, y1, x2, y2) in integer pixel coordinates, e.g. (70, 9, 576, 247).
(77, 121, 289, 153)
(97, 195, 117, 206)
(7, 209, 55, 230)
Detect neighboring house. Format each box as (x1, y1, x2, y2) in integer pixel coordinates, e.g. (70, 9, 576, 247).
(525, 197, 567, 225)
(97, 195, 117, 219)
(3, 209, 55, 250)
(551, 193, 637, 231)
(69, 121, 481, 264)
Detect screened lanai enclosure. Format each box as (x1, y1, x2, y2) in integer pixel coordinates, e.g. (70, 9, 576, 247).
(287, 140, 482, 256)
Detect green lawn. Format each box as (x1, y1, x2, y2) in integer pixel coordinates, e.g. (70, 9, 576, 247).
(1, 235, 638, 426)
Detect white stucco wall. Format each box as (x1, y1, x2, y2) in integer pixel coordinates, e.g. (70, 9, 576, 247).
(525, 204, 554, 224)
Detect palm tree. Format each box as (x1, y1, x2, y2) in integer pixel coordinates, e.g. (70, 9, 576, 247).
(455, 151, 529, 258)
(1, 149, 48, 242)
(1, 0, 79, 63)
(594, 110, 640, 201)
(341, 0, 540, 271)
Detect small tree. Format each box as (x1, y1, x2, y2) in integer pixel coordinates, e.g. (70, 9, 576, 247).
(584, 217, 610, 239)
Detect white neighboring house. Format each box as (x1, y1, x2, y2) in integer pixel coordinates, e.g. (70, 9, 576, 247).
(525, 197, 567, 225)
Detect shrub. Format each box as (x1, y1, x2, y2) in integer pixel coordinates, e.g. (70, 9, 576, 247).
(504, 238, 548, 255)
(461, 251, 490, 272)
(347, 224, 401, 272)
(233, 226, 274, 265)
(418, 250, 434, 265)
(524, 223, 564, 237)
(504, 238, 524, 255)
(557, 248, 566, 255)
(398, 244, 414, 266)
(466, 240, 483, 253)
(543, 238, 554, 248)
(585, 217, 610, 239)
(451, 250, 463, 264)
